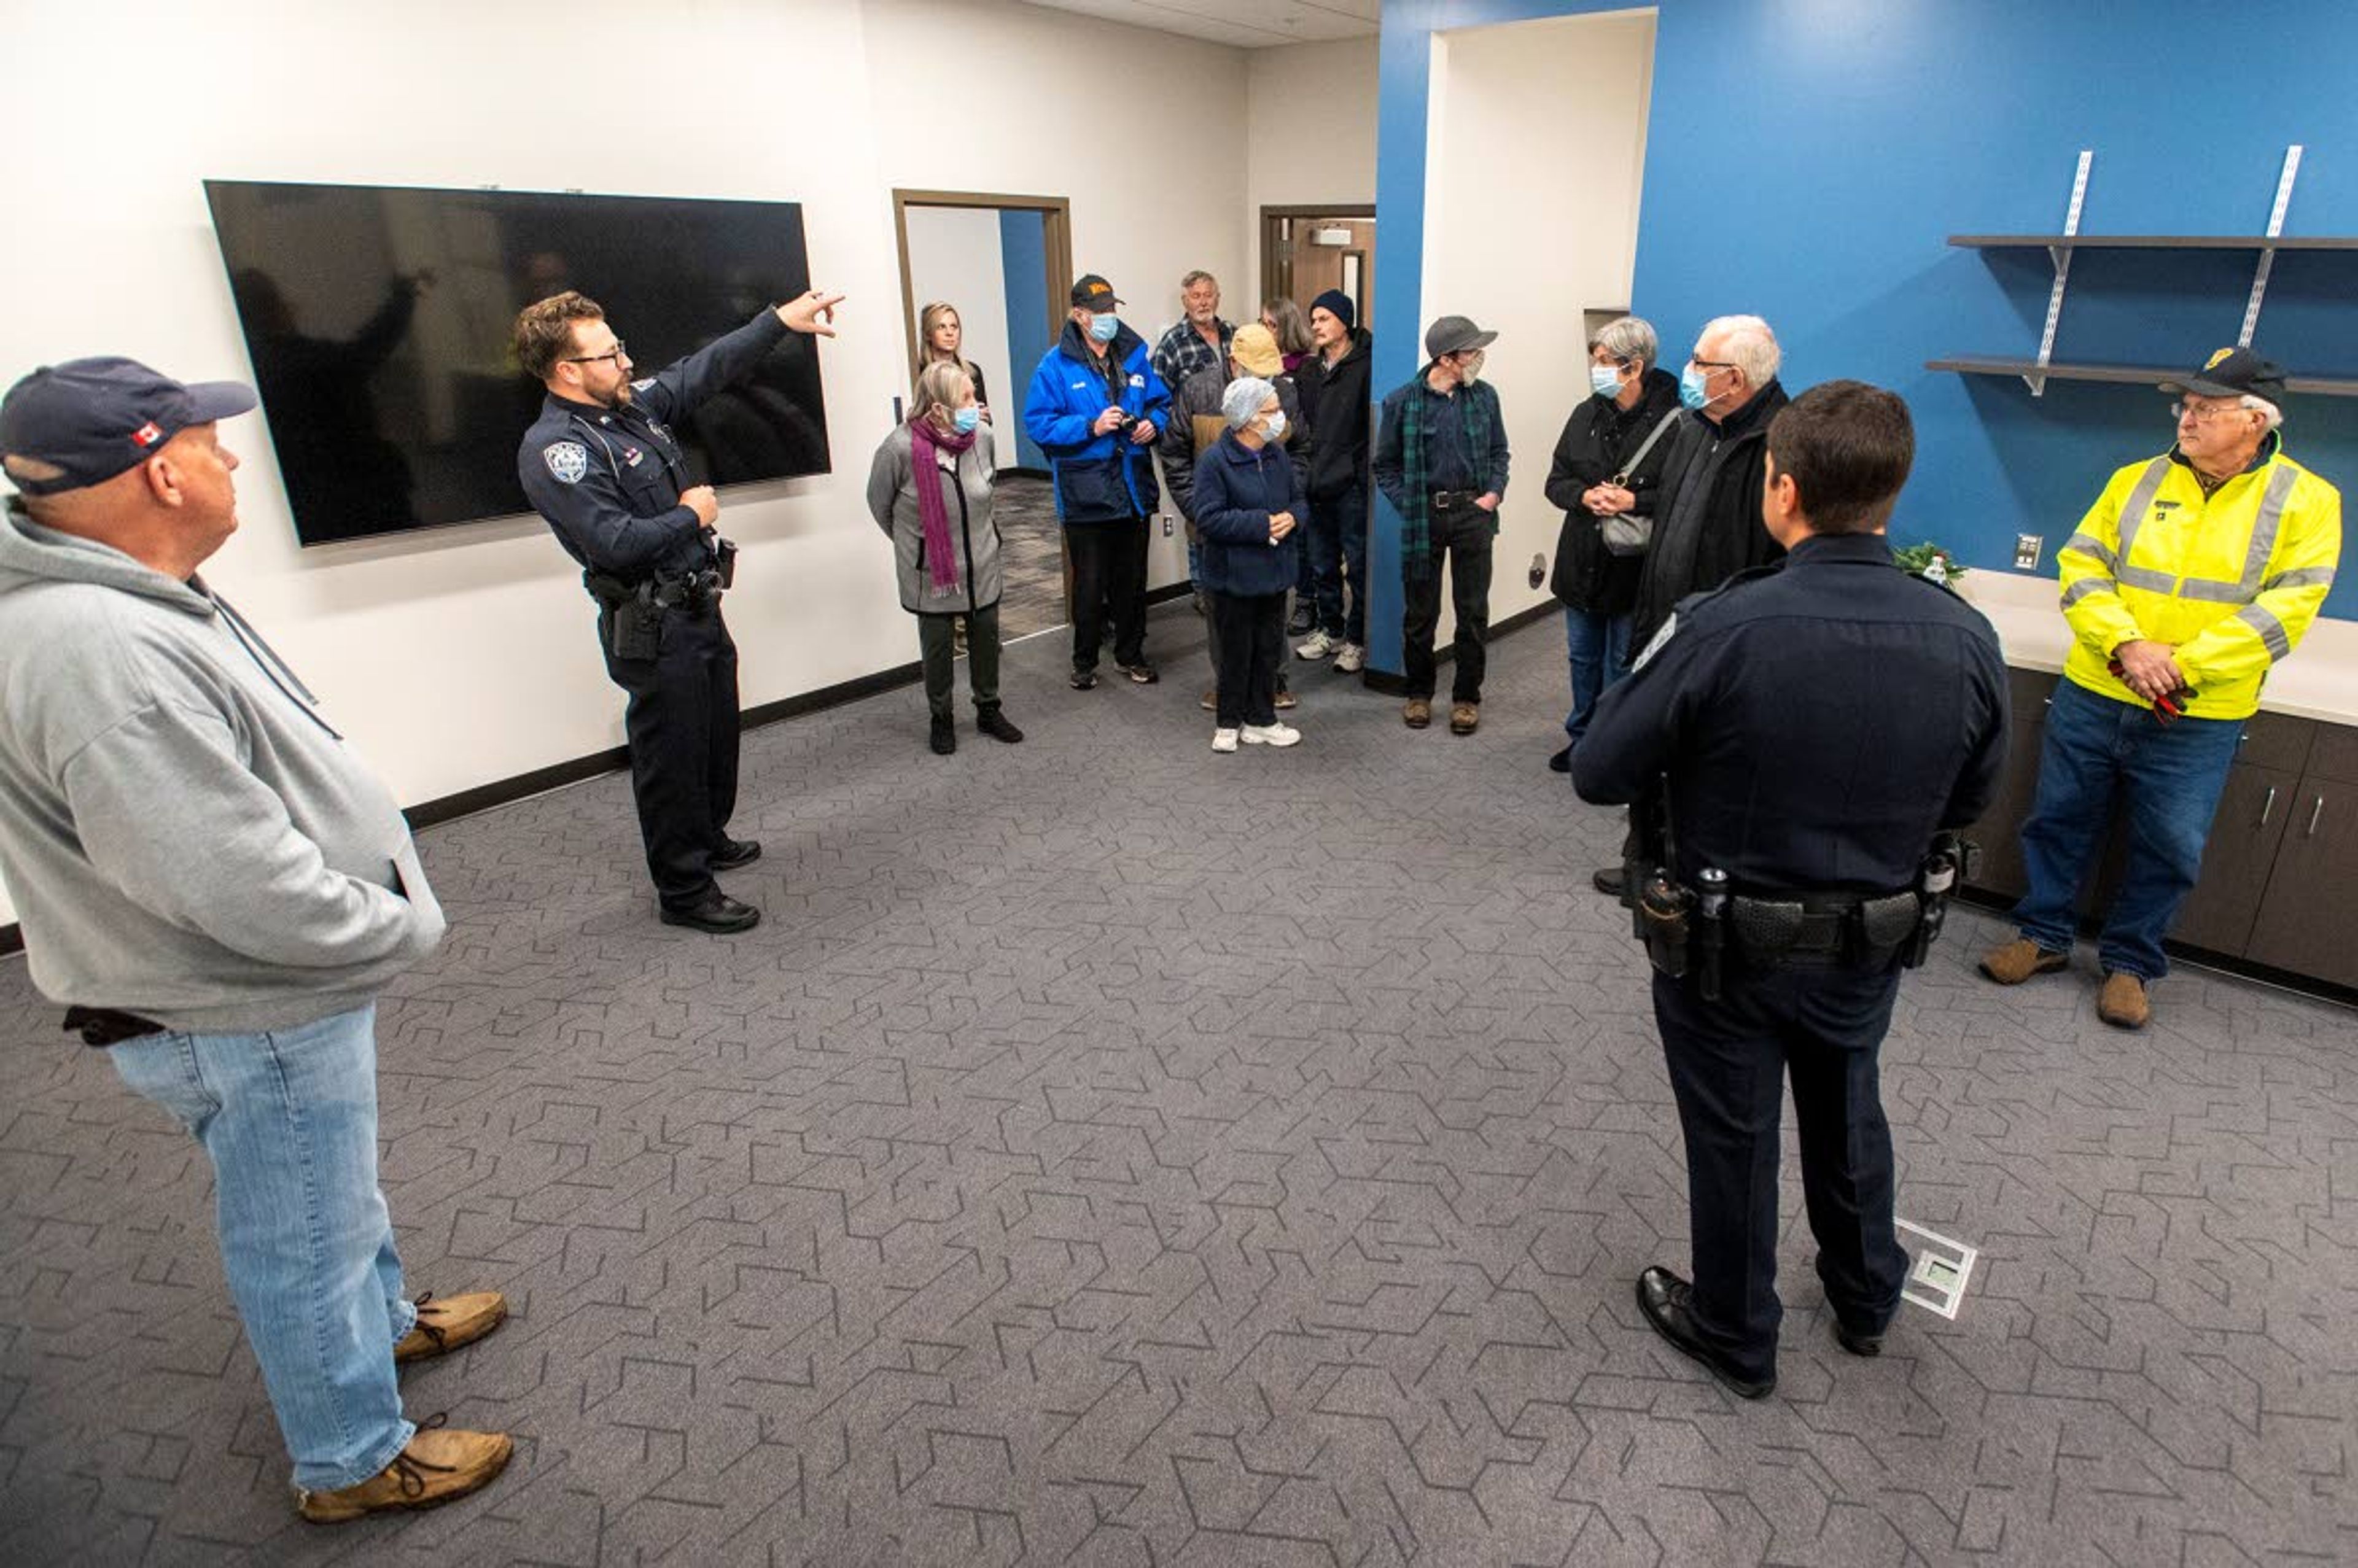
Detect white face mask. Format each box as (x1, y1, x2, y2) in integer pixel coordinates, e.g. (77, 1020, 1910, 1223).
(1262, 409, 1288, 442)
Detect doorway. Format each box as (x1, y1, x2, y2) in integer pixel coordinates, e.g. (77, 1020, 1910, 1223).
(893, 190, 1075, 642)
(1259, 206, 1376, 324)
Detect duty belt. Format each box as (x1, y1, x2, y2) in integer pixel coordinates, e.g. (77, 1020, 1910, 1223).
(1726, 890, 1923, 966)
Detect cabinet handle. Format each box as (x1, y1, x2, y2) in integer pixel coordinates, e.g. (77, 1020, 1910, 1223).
(2308, 796, 2325, 838)
(2260, 786, 2278, 826)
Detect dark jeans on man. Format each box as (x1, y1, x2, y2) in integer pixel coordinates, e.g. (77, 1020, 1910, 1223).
(1307, 483, 1369, 646)
(1210, 591, 1285, 729)
(598, 599, 741, 912)
(917, 602, 1002, 720)
(2009, 677, 2243, 980)
(1401, 497, 1494, 702)
(1652, 960, 1912, 1384)
(1067, 518, 1147, 672)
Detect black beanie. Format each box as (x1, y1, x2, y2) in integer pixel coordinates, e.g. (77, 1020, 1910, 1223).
(1310, 289, 1356, 332)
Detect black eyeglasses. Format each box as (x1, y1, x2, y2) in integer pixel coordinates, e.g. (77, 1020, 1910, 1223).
(565, 340, 627, 367)
(1688, 356, 1738, 372)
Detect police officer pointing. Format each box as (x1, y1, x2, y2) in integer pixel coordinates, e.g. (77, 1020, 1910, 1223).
(515, 287, 842, 933)
(1573, 381, 2009, 1398)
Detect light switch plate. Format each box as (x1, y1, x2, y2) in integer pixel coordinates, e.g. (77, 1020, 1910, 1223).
(2014, 534, 2043, 570)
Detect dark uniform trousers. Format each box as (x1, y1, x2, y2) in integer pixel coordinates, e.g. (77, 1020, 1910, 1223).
(1652, 957, 1912, 1383)
(1401, 497, 1494, 703)
(1067, 516, 1148, 672)
(599, 600, 740, 911)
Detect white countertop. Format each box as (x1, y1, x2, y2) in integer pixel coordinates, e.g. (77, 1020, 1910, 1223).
(1955, 569, 2358, 726)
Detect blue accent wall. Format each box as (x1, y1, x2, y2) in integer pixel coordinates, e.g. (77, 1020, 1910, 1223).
(1000, 208, 1053, 470)
(1368, 0, 2358, 673)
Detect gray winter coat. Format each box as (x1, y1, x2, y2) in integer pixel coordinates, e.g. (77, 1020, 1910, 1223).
(865, 422, 1003, 614)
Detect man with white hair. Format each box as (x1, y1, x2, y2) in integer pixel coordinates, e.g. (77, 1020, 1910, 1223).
(1595, 314, 1789, 898)
(1981, 349, 2341, 1028)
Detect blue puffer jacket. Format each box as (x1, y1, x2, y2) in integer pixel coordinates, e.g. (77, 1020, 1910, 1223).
(1192, 430, 1307, 597)
(1022, 319, 1171, 526)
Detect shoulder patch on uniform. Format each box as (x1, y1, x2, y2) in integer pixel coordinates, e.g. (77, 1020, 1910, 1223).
(631, 378, 655, 392)
(1632, 611, 1678, 671)
(1129, 374, 1145, 388)
(543, 441, 589, 483)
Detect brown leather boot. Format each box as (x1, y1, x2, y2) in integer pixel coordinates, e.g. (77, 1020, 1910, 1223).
(1449, 702, 1480, 735)
(2097, 972, 2151, 1029)
(1979, 937, 2069, 985)
(1403, 699, 1432, 729)
(297, 1419, 513, 1523)
(394, 1290, 508, 1365)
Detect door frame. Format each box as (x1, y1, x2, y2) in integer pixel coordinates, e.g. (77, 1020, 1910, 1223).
(890, 188, 1075, 387)
(1259, 204, 1377, 309)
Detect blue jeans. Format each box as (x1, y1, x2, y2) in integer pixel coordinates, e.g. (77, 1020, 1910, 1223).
(1563, 607, 1634, 745)
(109, 1004, 418, 1492)
(1307, 484, 1370, 645)
(2010, 677, 2243, 980)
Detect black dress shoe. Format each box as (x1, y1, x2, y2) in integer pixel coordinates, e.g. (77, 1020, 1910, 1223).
(930, 715, 957, 755)
(1592, 865, 1626, 898)
(976, 708, 1024, 743)
(1635, 1267, 1775, 1399)
(711, 838, 762, 871)
(1832, 1320, 1885, 1357)
(659, 891, 761, 934)
(1548, 744, 1573, 774)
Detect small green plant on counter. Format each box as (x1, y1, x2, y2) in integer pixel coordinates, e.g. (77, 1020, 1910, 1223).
(1892, 540, 1967, 586)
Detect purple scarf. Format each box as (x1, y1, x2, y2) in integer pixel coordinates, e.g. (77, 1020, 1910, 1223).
(909, 414, 979, 594)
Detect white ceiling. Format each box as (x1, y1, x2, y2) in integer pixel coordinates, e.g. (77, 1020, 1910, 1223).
(1016, 0, 1380, 50)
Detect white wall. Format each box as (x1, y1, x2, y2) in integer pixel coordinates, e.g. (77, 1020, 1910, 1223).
(865, 0, 1255, 582)
(902, 205, 1018, 460)
(1423, 9, 1656, 633)
(0, 0, 1261, 931)
(1245, 36, 1382, 290)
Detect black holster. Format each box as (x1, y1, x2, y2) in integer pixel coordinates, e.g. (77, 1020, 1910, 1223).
(585, 571, 663, 661)
(1636, 875, 1694, 979)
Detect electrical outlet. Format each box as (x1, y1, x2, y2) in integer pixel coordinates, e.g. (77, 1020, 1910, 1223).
(2014, 534, 2043, 570)
(1161, 513, 1175, 537)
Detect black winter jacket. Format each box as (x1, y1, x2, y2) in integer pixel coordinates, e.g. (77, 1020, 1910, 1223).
(1628, 380, 1791, 648)
(1544, 367, 1681, 616)
(1294, 328, 1374, 501)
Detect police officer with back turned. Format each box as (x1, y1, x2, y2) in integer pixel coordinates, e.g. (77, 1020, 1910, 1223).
(1573, 381, 2009, 1399)
(515, 287, 841, 933)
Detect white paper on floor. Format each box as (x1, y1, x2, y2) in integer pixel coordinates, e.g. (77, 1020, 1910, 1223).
(1894, 1219, 1979, 1319)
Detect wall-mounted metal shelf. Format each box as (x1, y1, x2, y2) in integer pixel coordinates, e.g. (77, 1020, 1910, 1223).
(1933, 146, 2347, 395)
(1951, 234, 2358, 251)
(1927, 354, 2358, 397)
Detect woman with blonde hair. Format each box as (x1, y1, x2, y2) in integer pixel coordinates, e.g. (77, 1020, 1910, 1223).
(866, 360, 1021, 755)
(917, 300, 990, 419)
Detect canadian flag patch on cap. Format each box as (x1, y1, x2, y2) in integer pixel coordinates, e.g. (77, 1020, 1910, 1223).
(130, 421, 164, 448)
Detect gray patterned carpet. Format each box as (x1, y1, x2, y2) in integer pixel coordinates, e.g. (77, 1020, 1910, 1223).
(992, 473, 1065, 643)
(2, 605, 2354, 1566)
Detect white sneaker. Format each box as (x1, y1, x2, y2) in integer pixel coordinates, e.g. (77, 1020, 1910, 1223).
(1295, 629, 1338, 661)
(1333, 642, 1365, 673)
(1211, 727, 1240, 753)
(1241, 723, 1301, 748)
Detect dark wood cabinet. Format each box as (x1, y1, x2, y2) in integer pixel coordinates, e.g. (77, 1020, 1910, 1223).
(1963, 665, 2357, 993)
(2244, 779, 2358, 988)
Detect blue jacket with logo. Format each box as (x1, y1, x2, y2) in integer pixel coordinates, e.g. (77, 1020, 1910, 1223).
(1021, 319, 1170, 526)
(1192, 430, 1306, 598)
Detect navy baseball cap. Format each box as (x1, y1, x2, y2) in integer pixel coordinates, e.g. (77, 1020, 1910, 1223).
(0, 357, 257, 496)
(2159, 346, 2287, 404)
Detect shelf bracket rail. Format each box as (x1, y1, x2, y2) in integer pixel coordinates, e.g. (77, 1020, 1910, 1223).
(2238, 145, 2303, 348)
(2028, 151, 2094, 396)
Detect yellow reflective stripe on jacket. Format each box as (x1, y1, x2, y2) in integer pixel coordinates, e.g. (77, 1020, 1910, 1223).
(2058, 447, 2342, 720)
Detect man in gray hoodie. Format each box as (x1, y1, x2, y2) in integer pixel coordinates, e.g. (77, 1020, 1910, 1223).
(0, 359, 512, 1523)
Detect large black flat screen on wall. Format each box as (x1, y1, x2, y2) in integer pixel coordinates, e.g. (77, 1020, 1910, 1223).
(203, 181, 829, 546)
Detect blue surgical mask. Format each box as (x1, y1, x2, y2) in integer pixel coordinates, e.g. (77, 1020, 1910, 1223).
(1263, 410, 1287, 441)
(1591, 364, 1624, 399)
(952, 406, 981, 434)
(1088, 312, 1119, 344)
(1679, 363, 1714, 411)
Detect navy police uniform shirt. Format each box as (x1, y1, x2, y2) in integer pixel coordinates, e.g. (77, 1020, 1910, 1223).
(516, 309, 789, 581)
(1571, 532, 2010, 895)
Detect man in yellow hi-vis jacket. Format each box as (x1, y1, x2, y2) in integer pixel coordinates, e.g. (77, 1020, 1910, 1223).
(1980, 348, 2341, 1028)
